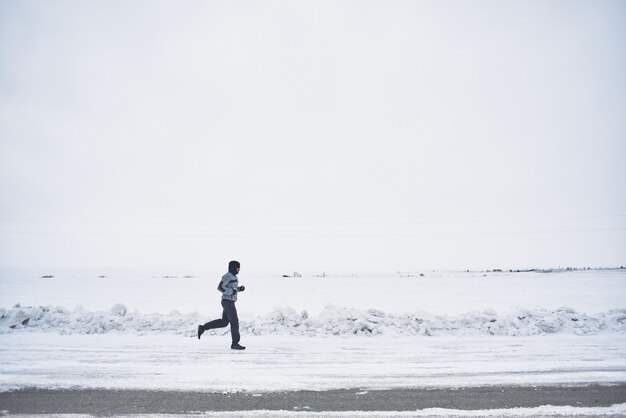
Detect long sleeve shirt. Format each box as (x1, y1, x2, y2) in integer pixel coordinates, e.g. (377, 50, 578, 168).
(217, 272, 239, 301)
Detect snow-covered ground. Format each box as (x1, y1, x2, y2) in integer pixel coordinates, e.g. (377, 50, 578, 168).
(5, 406, 626, 418)
(6, 406, 626, 418)
(2, 269, 625, 317)
(0, 270, 625, 394)
(1, 333, 626, 392)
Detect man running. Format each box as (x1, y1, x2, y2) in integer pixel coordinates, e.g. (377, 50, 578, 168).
(197, 260, 246, 350)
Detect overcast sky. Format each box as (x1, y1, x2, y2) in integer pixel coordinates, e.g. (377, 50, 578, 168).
(1, 0, 625, 275)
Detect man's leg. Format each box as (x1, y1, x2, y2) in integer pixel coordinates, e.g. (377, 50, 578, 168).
(199, 303, 230, 341)
(202, 308, 229, 330)
(221, 299, 240, 346)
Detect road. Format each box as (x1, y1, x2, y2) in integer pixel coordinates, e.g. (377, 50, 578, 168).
(1, 385, 625, 415)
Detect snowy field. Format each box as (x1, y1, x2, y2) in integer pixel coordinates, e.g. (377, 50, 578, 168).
(1, 269, 625, 396)
(2, 269, 625, 318)
(5, 406, 626, 418)
(2, 333, 626, 392)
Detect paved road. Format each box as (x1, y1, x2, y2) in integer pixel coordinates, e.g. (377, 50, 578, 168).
(1, 385, 625, 415)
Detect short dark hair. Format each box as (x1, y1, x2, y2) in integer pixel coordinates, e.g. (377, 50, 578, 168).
(228, 260, 240, 270)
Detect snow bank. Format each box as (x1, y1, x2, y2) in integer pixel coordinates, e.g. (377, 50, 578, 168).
(0, 303, 196, 335)
(78, 404, 626, 417)
(246, 305, 626, 336)
(1, 303, 625, 336)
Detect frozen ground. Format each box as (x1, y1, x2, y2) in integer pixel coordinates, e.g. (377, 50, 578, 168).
(2, 270, 625, 317)
(1, 333, 626, 392)
(5, 406, 626, 417)
(1, 270, 625, 337)
(0, 270, 625, 397)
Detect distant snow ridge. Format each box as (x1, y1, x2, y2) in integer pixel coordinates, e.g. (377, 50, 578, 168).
(1, 303, 625, 336)
(0, 303, 198, 335)
(244, 306, 626, 337)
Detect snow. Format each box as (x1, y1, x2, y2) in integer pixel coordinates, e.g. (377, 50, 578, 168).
(2, 333, 625, 392)
(0, 270, 625, 394)
(1, 303, 625, 337)
(2, 270, 625, 317)
(1, 270, 625, 337)
(5, 405, 626, 417)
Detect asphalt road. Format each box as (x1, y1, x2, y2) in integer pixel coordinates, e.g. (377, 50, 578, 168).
(1, 385, 625, 415)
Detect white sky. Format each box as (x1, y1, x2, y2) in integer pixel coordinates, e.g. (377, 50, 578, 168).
(1, 0, 625, 275)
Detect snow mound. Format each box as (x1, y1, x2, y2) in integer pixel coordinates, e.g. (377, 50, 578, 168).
(0, 304, 196, 335)
(244, 305, 626, 337)
(1, 304, 625, 336)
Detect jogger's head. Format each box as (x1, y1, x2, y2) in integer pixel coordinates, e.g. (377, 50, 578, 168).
(228, 260, 241, 275)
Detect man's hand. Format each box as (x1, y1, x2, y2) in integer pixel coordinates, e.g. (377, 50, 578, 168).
(238, 285, 245, 292)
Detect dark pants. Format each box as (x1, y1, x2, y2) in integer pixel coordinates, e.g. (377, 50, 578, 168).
(203, 299, 240, 345)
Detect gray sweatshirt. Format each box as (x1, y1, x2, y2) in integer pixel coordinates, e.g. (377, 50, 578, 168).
(217, 272, 239, 302)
